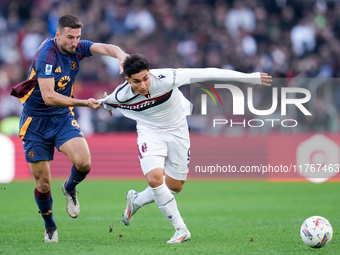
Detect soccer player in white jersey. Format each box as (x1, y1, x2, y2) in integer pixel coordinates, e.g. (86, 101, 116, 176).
(101, 54, 272, 243)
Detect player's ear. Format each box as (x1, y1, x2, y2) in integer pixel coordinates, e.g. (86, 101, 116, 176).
(125, 77, 130, 83)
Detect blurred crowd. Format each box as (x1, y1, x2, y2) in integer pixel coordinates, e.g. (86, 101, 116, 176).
(1, 0, 340, 136)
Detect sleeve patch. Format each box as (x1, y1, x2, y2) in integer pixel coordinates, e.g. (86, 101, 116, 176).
(45, 64, 53, 75)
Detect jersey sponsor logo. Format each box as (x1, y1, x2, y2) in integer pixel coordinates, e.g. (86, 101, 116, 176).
(71, 61, 77, 70)
(119, 99, 157, 110)
(55, 66, 61, 73)
(45, 64, 53, 75)
(107, 90, 173, 111)
(158, 74, 166, 80)
(57, 76, 70, 91)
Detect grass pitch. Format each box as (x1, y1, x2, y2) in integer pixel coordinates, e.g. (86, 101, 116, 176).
(0, 179, 339, 254)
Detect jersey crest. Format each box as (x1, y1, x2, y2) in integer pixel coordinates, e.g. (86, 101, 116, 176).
(71, 61, 77, 70)
(141, 142, 147, 153)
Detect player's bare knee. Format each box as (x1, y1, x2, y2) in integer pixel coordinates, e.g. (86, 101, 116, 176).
(147, 178, 163, 188)
(37, 180, 51, 193)
(145, 168, 164, 188)
(75, 161, 91, 172)
(165, 179, 185, 193)
(146, 175, 163, 188)
(168, 184, 183, 193)
(173, 186, 183, 193)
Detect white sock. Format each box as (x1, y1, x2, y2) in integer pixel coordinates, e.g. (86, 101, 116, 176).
(133, 176, 179, 207)
(151, 183, 186, 229)
(133, 187, 154, 207)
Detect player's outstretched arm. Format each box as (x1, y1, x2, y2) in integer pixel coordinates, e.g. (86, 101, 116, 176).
(39, 78, 101, 109)
(260, 73, 272, 87)
(90, 43, 129, 74)
(173, 68, 271, 88)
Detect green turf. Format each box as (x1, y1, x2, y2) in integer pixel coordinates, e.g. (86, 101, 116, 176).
(0, 180, 338, 254)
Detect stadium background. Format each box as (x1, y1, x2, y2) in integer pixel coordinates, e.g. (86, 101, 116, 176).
(1, 0, 340, 182)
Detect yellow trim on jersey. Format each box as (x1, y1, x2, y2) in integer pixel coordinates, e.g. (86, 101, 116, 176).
(19, 117, 32, 139)
(19, 86, 36, 104)
(28, 69, 36, 79)
(69, 83, 74, 114)
(20, 69, 37, 104)
(70, 82, 74, 97)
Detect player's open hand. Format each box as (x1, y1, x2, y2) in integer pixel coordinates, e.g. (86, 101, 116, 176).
(260, 73, 272, 87)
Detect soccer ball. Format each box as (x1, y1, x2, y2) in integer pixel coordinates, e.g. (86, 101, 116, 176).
(300, 216, 333, 248)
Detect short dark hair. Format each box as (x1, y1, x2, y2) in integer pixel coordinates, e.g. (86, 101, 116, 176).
(57, 14, 83, 33)
(123, 54, 149, 77)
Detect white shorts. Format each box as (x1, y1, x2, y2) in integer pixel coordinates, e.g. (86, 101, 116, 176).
(137, 127, 190, 181)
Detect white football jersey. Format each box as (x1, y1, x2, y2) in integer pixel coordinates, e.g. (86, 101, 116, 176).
(102, 68, 261, 131)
